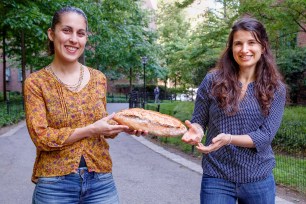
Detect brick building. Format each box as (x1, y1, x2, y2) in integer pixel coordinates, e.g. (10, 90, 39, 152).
(0, 63, 30, 94)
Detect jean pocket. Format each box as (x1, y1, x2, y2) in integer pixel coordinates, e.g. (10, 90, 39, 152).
(37, 176, 65, 184)
(95, 172, 113, 181)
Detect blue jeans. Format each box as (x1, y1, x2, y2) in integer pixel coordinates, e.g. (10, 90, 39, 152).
(200, 174, 275, 204)
(32, 168, 119, 204)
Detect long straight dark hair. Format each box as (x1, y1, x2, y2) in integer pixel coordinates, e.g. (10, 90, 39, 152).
(211, 17, 284, 116)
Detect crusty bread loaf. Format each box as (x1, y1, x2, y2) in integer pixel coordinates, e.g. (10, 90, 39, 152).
(113, 108, 187, 137)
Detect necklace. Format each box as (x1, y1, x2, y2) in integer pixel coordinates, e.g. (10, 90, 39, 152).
(46, 64, 84, 92)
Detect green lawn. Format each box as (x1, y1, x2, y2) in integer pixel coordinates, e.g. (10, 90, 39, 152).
(274, 154, 306, 193)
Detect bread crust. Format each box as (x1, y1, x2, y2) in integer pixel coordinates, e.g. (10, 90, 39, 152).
(113, 108, 187, 137)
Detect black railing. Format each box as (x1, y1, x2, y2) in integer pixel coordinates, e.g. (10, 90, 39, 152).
(0, 100, 25, 127)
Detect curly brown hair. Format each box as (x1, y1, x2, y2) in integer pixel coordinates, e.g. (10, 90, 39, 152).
(211, 17, 284, 116)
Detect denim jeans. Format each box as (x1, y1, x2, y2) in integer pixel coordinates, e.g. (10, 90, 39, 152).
(32, 168, 119, 204)
(200, 174, 275, 204)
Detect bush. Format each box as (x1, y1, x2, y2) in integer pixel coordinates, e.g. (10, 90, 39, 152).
(0, 101, 25, 127)
(277, 47, 306, 104)
(273, 106, 306, 156)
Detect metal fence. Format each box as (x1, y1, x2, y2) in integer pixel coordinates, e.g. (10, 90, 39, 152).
(273, 122, 306, 194)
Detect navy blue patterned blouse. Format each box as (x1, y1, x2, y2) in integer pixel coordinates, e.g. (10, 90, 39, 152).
(191, 72, 286, 183)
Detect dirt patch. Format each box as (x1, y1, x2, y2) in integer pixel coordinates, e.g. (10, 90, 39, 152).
(145, 136, 306, 204)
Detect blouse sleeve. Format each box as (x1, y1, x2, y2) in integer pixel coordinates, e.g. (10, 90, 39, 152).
(24, 75, 75, 151)
(248, 83, 286, 153)
(190, 73, 214, 131)
(97, 71, 118, 139)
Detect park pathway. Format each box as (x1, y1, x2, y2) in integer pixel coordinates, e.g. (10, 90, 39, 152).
(0, 103, 293, 204)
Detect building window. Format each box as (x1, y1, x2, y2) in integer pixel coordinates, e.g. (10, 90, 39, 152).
(6, 67, 11, 82)
(18, 69, 23, 82)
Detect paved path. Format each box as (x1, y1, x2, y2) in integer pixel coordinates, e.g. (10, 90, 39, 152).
(0, 103, 294, 204)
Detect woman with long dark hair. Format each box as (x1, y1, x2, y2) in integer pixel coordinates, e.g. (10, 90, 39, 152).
(182, 17, 286, 204)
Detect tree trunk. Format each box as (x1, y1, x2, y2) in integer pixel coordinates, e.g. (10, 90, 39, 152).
(129, 67, 133, 93)
(164, 76, 168, 100)
(21, 30, 26, 96)
(223, 0, 227, 18)
(2, 29, 7, 101)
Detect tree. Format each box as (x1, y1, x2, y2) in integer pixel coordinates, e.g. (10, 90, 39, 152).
(156, 0, 240, 87)
(156, 1, 191, 88)
(239, 0, 306, 51)
(77, 0, 161, 92)
(1, 0, 161, 96)
(156, 0, 306, 104)
(277, 47, 306, 103)
(1, 0, 52, 98)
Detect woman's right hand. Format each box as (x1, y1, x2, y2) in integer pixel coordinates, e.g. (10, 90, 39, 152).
(181, 120, 204, 145)
(91, 113, 130, 137)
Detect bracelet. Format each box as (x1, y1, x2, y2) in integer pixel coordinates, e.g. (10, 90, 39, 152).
(193, 123, 204, 137)
(227, 134, 232, 145)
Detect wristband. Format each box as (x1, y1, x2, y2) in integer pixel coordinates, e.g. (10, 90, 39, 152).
(227, 134, 232, 145)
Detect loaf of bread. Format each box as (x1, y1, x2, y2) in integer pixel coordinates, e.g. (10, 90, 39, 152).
(113, 108, 187, 137)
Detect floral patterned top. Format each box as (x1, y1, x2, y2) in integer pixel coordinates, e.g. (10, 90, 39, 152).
(24, 67, 113, 183)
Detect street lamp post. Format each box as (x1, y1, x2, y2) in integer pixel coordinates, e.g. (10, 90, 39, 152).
(141, 56, 148, 108)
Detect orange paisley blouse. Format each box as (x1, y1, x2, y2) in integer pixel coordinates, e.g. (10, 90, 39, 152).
(24, 67, 113, 183)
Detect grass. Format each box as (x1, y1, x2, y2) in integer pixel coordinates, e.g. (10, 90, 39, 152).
(274, 106, 306, 156)
(147, 101, 194, 122)
(282, 105, 306, 121)
(274, 154, 306, 193)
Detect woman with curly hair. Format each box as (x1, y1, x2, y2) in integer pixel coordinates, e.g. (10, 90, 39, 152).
(182, 17, 286, 204)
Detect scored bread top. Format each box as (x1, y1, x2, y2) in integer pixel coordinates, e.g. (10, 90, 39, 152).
(113, 108, 187, 137)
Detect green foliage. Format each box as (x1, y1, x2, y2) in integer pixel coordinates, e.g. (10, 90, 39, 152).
(273, 106, 306, 156)
(156, 0, 306, 103)
(239, 0, 306, 50)
(156, 0, 240, 87)
(2, 0, 306, 105)
(83, 0, 161, 86)
(1, 0, 57, 68)
(278, 48, 306, 75)
(277, 47, 306, 103)
(0, 100, 25, 127)
(172, 101, 194, 121)
(156, 1, 191, 86)
(174, 0, 195, 8)
(1, 0, 161, 88)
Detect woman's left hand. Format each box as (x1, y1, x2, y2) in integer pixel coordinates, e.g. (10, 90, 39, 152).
(196, 133, 231, 154)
